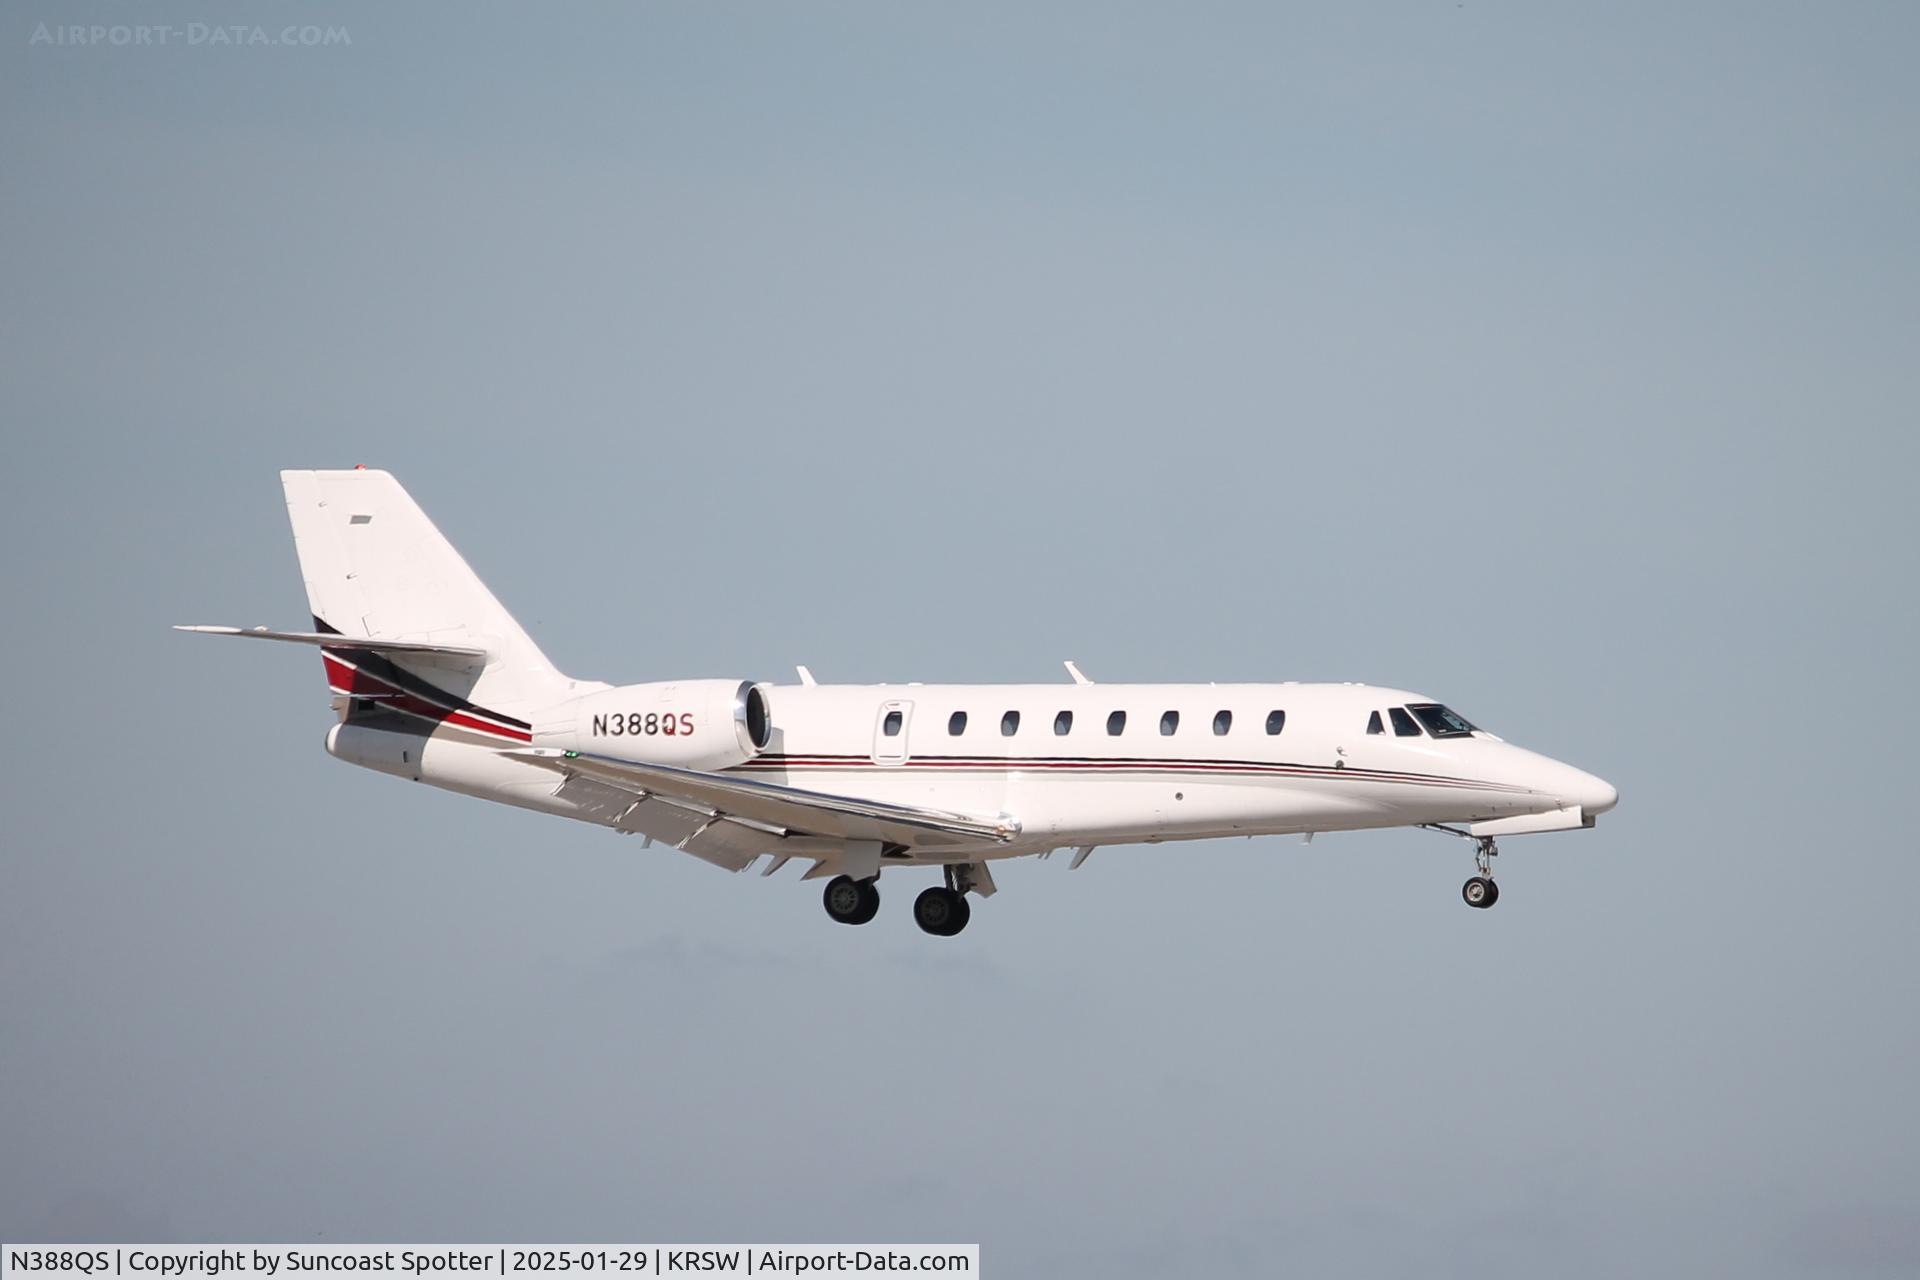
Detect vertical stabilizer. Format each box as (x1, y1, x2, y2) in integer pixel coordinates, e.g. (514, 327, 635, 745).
(280, 469, 573, 712)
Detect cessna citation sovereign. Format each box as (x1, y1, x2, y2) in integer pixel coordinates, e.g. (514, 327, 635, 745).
(181, 470, 1617, 937)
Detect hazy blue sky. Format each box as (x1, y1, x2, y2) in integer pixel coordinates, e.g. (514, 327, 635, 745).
(4, 3, 1917, 1275)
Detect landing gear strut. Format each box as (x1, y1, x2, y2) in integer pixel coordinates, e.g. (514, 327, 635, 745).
(823, 874, 880, 925)
(1422, 825, 1501, 909)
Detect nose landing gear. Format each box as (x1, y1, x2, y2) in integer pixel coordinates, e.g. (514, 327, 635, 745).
(1462, 834, 1500, 909)
(1421, 825, 1502, 909)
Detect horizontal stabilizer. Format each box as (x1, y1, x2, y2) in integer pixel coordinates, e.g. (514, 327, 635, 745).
(174, 625, 489, 659)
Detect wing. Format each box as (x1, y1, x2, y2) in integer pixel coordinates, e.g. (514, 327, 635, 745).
(509, 747, 1021, 871)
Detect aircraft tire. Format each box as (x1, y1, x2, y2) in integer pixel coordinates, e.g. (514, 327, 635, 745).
(1462, 876, 1499, 909)
(824, 875, 878, 925)
(913, 886, 970, 936)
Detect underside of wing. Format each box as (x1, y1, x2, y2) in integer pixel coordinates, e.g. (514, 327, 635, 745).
(509, 747, 1021, 865)
(542, 771, 787, 872)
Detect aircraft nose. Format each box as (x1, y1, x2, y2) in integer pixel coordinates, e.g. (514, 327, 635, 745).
(1478, 745, 1618, 817)
(1580, 773, 1619, 815)
(1558, 766, 1618, 816)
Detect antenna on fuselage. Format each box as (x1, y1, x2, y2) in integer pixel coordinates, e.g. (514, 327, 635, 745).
(1063, 660, 1093, 685)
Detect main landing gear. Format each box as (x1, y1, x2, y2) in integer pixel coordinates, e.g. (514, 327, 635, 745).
(1421, 825, 1502, 909)
(823, 866, 977, 936)
(913, 886, 970, 937)
(919, 864, 980, 937)
(822, 874, 880, 926)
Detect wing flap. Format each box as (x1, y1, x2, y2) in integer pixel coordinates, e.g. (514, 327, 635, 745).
(551, 774, 730, 853)
(678, 818, 787, 872)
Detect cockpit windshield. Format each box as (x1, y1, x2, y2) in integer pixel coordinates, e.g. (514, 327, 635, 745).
(1407, 703, 1477, 739)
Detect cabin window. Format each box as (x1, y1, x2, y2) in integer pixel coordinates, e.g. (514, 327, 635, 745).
(948, 711, 967, 736)
(882, 710, 903, 737)
(1054, 710, 1073, 736)
(1408, 703, 1477, 739)
(1389, 706, 1422, 737)
(1107, 710, 1127, 736)
(1160, 710, 1180, 736)
(1367, 710, 1384, 735)
(1001, 710, 1021, 737)
(1265, 710, 1286, 735)
(1213, 710, 1232, 735)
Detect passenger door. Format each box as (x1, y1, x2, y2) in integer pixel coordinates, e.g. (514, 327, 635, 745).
(872, 700, 913, 766)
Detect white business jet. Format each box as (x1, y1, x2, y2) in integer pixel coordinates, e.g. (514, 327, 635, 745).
(181, 470, 1617, 936)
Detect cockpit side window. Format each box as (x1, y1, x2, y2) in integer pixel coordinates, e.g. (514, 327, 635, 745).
(1408, 703, 1476, 739)
(1389, 707, 1422, 737)
(1367, 710, 1384, 735)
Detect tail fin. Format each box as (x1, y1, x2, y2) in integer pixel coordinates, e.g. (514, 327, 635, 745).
(280, 469, 573, 711)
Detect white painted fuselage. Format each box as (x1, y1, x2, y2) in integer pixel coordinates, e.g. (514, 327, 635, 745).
(326, 673, 1616, 863)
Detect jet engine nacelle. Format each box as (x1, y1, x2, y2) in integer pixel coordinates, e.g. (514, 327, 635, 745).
(535, 679, 771, 770)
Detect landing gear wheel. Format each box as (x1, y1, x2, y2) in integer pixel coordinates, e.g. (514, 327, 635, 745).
(1462, 876, 1500, 909)
(824, 875, 881, 925)
(913, 886, 971, 936)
